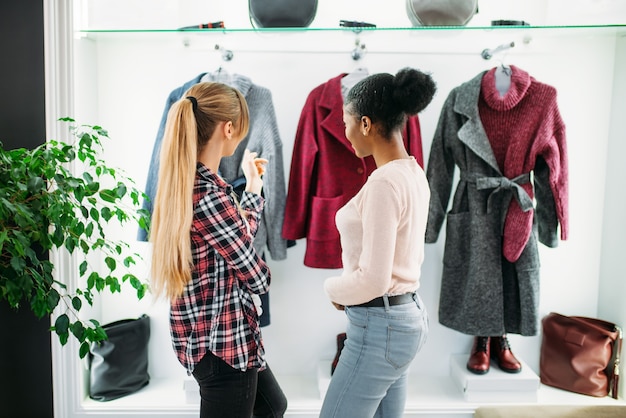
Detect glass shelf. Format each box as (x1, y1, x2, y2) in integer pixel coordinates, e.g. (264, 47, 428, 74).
(75, 24, 626, 57)
(78, 23, 626, 34)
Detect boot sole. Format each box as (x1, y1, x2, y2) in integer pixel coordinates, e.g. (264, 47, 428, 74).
(466, 365, 490, 375)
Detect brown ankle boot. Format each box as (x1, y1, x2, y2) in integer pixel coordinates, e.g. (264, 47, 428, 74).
(467, 336, 491, 375)
(490, 335, 522, 373)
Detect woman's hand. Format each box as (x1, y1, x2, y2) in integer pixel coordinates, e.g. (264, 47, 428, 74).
(242, 149, 268, 195)
(331, 301, 345, 311)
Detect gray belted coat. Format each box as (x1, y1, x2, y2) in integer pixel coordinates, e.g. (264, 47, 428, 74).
(425, 67, 568, 336)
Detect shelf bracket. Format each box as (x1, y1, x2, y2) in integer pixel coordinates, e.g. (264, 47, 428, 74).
(481, 41, 515, 60)
(215, 44, 234, 61)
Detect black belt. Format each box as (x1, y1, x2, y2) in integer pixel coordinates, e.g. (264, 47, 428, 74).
(352, 292, 415, 308)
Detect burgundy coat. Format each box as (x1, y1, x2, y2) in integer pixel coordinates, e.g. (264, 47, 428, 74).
(282, 74, 424, 269)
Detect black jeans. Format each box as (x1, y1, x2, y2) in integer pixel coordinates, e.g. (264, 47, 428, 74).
(192, 350, 287, 418)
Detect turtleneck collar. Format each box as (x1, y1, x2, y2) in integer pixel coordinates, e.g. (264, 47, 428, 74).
(481, 65, 532, 111)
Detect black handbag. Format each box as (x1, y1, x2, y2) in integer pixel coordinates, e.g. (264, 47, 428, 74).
(88, 314, 151, 401)
(249, 0, 318, 28)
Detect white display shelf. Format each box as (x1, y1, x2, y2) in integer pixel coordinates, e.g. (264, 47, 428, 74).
(80, 365, 625, 418)
(449, 354, 540, 402)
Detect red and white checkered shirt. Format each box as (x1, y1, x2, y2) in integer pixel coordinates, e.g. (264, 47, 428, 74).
(170, 163, 270, 374)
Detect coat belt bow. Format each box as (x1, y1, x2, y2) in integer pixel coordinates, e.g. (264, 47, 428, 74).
(475, 173, 533, 213)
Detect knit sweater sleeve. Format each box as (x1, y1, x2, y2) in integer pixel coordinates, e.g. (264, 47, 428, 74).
(534, 156, 559, 247)
(250, 86, 288, 260)
(542, 122, 568, 241)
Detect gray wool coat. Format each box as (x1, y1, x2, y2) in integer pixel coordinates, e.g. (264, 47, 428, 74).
(140, 72, 288, 261)
(425, 69, 567, 337)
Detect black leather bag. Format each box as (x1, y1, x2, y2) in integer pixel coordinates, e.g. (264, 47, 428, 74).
(88, 314, 151, 401)
(249, 0, 318, 28)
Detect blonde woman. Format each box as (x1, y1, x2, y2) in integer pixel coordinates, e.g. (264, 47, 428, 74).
(149, 82, 287, 418)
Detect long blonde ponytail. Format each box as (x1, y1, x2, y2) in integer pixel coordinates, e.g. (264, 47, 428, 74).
(149, 82, 249, 300)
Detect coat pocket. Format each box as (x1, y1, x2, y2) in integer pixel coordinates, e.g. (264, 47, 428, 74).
(308, 195, 345, 241)
(443, 211, 501, 269)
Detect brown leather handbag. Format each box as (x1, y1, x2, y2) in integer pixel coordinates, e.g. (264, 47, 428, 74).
(540, 312, 622, 398)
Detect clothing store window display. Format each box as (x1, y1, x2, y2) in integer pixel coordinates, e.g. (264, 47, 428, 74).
(321, 68, 437, 418)
(425, 64, 568, 375)
(148, 82, 287, 418)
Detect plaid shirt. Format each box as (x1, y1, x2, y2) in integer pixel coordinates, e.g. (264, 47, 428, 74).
(170, 163, 270, 374)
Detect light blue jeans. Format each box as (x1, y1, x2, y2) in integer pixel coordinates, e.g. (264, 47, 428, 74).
(320, 293, 429, 418)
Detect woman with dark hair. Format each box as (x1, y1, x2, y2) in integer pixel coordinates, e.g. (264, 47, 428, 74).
(149, 81, 287, 418)
(320, 68, 437, 418)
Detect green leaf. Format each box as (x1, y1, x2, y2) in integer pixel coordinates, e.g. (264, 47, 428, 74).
(79, 260, 88, 276)
(0, 229, 8, 253)
(46, 288, 60, 311)
(65, 177, 80, 188)
(54, 314, 70, 335)
(87, 272, 98, 290)
(52, 226, 65, 247)
(74, 185, 85, 202)
(65, 235, 76, 253)
(83, 290, 94, 306)
(71, 296, 82, 311)
(79, 133, 92, 148)
(123, 256, 136, 268)
(95, 277, 105, 291)
(31, 292, 48, 318)
(104, 256, 116, 271)
(85, 181, 99, 196)
(89, 207, 99, 221)
(82, 172, 93, 183)
(70, 321, 85, 341)
(26, 176, 45, 193)
(79, 342, 90, 359)
(10, 256, 26, 273)
(106, 276, 121, 293)
(130, 276, 148, 300)
(85, 222, 94, 238)
(99, 189, 118, 203)
(115, 183, 127, 198)
(101, 206, 112, 221)
(136, 283, 148, 299)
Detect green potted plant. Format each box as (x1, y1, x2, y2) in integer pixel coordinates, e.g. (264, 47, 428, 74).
(0, 118, 150, 358)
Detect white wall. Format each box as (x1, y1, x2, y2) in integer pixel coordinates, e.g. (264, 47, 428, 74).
(599, 35, 626, 400)
(68, 0, 625, 390)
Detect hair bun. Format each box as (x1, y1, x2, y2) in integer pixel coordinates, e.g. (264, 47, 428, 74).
(392, 68, 437, 115)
